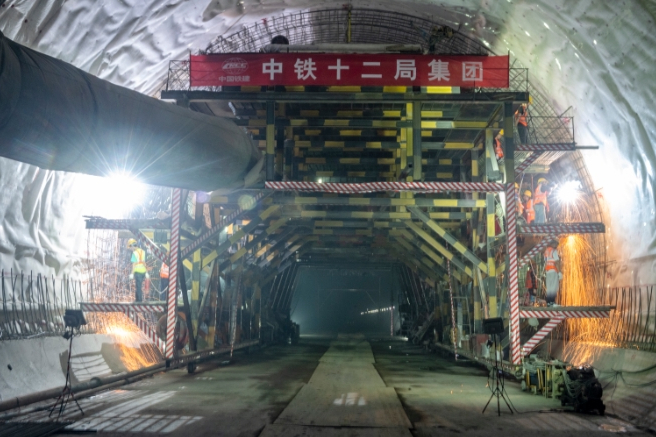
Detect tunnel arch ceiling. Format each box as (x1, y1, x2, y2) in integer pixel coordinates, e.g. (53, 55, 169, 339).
(0, 1, 654, 286)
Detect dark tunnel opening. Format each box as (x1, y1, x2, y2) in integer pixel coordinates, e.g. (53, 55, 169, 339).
(289, 267, 399, 337)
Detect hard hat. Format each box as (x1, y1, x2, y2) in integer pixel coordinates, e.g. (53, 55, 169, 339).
(514, 182, 519, 188)
(127, 238, 137, 247)
(549, 239, 559, 247)
(524, 190, 532, 197)
(499, 129, 504, 136)
(537, 178, 547, 184)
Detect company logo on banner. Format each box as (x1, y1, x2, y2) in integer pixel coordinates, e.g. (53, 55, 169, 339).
(189, 54, 509, 88)
(221, 57, 249, 75)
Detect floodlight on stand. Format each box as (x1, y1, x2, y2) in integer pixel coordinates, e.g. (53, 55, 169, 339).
(64, 309, 87, 329)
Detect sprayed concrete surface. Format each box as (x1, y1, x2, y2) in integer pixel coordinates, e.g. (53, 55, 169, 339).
(3, 337, 651, 436)
(0, 333, 161, 401)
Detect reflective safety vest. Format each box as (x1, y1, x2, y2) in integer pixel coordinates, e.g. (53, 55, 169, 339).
(544, 247, 559, 272)
(494, 138, 504, 159)
(525, 269, 536, 289)
(534, 184, 548, 206)
(160, 262, 169, 279)
(514, 109, 528, 126)
(131, 248, 147, 274)
(524, 199, 535, 223)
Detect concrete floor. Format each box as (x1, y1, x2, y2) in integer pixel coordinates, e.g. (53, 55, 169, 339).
(5, 336, 649, 436)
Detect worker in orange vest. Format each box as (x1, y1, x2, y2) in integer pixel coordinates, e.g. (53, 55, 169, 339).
(522, 190, 535, 224)
(494, 130, 504, 160)
(514, 103, 529, 144)
(533, 178, 550, 223)
(515, 182, 524, 216)
(544, 240, 562, 306)
(523, 265, 537, 305)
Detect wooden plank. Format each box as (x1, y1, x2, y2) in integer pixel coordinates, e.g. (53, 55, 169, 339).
(273, 339, 412, 429)
(260, 424, 412, 437)
(260, 424, 413, 437)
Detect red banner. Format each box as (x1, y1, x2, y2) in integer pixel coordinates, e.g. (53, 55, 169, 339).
(189, 54, 509, 88)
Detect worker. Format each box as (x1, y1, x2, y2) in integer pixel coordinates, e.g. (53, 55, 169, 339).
(544, 240, 562, 306)
(494, 130, 504, 160)
(514, 103, 529, 144)
(514, 182, 524, 216)
(159, 256, 169, 301)
(533, 178, 550, 223)
(523, 265, 537, 306)
(127, 238, 149, 302)
(260, 35, 290, 53)
(522, 190, 535, 224)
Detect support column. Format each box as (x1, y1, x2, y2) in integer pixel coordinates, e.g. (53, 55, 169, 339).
(405, 103, 413, 182)
(266, 100, 275, 181)
(471, 150, 482, 333)
(165, 188, 182, 359)
(485, 128, 500, 181)
(506, 183, 521, 364)
(505, 102, 520, 364)
(412, 101, 422, 181)
(504, 102, 515, 181)
(191, 249, 201, 333)
(486, 193, 497, 317)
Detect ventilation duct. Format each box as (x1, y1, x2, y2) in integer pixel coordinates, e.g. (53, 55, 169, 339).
(0, 31, 261, 191)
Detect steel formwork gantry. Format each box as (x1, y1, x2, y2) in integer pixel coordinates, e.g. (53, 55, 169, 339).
(82, 81, 607, 365)
(163, 85, 529, 364)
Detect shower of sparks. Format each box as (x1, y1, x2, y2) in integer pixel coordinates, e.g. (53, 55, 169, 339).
(95, 312, 161, 371)
(560, 234, 621, 364)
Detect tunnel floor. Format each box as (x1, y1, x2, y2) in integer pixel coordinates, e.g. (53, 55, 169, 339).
(8, 336, 646, 436)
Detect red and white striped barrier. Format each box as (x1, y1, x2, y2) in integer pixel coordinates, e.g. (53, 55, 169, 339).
(518, 234, 558, 268)
(80, 303, 165, 313)
(265, 181, 505, 193)
(127, 308, 165, 352)
(520, 309, 611, 319)
(522, 318, 564, 355)
(181, 191, 267, 258)
(506, 183, 521, 365)
(515, 143, 576, 152)
(166, 188, 182, 359)
(515, 151, 543, 174)
(520, 223, 605, 234)
(131, 229, 168, 264)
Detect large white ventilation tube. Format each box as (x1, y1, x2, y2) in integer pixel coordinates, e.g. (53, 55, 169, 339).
(0, 31, 262, 191)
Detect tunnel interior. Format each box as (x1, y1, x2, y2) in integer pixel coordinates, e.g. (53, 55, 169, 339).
(1, 2, 656, 435)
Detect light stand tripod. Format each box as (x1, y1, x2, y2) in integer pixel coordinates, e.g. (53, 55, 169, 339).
(481, 317, 514, 416)
(482, 333, 513, 416)
(49, 309, 87, 419)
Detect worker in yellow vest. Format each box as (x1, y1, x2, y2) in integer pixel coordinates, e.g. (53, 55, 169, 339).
(533, 178, 550, 223)
(544, 240, 562, 306)
(128, 238, 149, 302)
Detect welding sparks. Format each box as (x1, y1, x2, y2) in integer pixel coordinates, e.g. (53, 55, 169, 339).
(560, 234, 620, 364)
(95, 313, 161, 371)
(556, 180, 582, 205)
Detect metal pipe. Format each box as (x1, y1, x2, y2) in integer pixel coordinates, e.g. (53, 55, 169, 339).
(0, 32, 261, 191)
(0, 338, 260, 415)
(0, 362, 164, 413)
